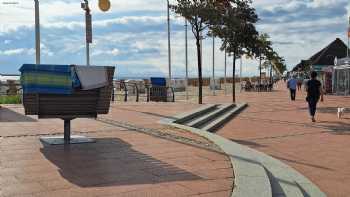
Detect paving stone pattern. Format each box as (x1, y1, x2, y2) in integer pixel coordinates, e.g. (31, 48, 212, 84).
(205, 82, 350, 197)
(0, 104, 233, 197)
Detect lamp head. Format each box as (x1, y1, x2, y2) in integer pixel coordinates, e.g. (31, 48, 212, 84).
(99, 0, 111, 12)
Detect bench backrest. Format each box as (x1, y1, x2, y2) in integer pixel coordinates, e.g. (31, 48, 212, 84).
(23, 66, 115, 119)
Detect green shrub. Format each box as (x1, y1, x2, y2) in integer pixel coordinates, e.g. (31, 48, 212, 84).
(0, 95, 22, 104)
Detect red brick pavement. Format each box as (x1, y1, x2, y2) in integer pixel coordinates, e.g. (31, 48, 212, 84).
(0, 104, 233, 197)
(204, 82, 350, 197)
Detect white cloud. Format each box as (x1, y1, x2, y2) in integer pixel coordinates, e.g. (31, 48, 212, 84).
(0, 0, 169, 33)
(0, 48, 35, 56)
(0, 0, 349, 76)
(309, 0, 342, 8)
(92, 48, 120, 57)
(4, 40, 12, 44)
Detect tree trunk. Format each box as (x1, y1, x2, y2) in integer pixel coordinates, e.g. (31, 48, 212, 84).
(196, 35, 203, 104)
(232, 50, 237, 103)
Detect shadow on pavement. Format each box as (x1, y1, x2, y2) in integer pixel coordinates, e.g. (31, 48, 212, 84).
(318, 121, 350, 135)
(231, 139, 267, 148)
(0, 107, 37, 122)
(41, 138, 202, 187)
(270, 155, 333, 171)
(116, 107, 178, 120)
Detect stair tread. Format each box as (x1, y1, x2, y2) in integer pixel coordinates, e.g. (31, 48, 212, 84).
(203, 103, 247, 131)
(185, 104, 234, 128)
(173, 104, 217, 124)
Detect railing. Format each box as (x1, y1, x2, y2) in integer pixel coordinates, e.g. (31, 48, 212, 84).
(111, 80, 175, 103)
(0, 83, 22, 96)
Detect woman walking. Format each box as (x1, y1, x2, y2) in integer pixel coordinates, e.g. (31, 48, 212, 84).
(306, 71, 324, 122)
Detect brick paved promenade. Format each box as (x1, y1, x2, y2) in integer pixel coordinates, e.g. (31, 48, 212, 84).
(2, 81, 350, 196)
(205, 82, 350, 197)
(0, 103, 233, 197)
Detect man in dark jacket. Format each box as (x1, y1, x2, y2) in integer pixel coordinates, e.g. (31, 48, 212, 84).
(306, 71, 324, 122)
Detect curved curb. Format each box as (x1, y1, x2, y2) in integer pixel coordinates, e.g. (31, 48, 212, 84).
(166, 123, 327, 197)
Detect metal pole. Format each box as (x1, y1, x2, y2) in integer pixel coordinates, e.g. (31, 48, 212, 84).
(240, 56, 242, 92)
(185, 20, 189, 100)
(212, 36, 215, 96)
(83, 0, 91, 66)
(200, 31, 203, 95)
(259, 56, 262, 91)
(224, 49, 227, 95)
(64, 119, 71, 143)
(348, 16, 350, 57)
(200, 32, 203, 69)
(34, 0, 40, 64)
(86, 41, 90, 66)
(167, 0, 172, 80)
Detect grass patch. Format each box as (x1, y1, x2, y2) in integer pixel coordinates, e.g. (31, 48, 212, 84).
(0, 95, 22, 104)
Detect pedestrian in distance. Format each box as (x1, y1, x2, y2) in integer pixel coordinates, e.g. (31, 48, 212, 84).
(297, 77, 303, 91)
(306, 71, 324, 122)
(287, 75, 297, 101)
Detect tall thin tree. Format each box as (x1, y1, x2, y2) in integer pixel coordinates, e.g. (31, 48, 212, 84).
(210, 0, 259, 103)
(171, 0, 216, 104)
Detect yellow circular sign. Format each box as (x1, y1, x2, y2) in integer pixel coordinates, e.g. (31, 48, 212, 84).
(99, 0, 111, 12)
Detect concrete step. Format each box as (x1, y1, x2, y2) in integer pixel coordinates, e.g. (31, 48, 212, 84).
(185, 104, 235, 128)
(264, 167, 304, 197)
(203, 103, 248, 132)
(257, 152, 326, 197)
(170, 123, 326, 197)
(173, 104, 218, 124)
(170, 124, 273, 197)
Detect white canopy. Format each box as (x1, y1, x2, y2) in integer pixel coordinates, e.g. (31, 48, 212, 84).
(0, 74, 20, 83)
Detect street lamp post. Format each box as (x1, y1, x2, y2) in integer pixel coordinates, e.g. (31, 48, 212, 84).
(81, 0, 92, 66)
(212, 36, 215, 96)
(348, 16, 350, 57)
(224, 49, 227, 95)
(240, 56, 242, 92)
(167, 0, 172, 81)
(34, 0, 40, 64)
(185, 19, 189, 100)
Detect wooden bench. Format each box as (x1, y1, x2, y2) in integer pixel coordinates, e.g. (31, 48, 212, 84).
(22, 66, 115, 144)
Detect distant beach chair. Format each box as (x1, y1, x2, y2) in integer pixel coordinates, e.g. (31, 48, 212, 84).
(148, 77, 175, 102)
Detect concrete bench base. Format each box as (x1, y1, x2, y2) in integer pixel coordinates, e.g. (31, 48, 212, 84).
(40, 135, 96, 145)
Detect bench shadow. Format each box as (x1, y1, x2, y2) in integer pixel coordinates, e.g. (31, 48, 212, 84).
(0, 107, 37, 122)
(40, 138, 201, 188)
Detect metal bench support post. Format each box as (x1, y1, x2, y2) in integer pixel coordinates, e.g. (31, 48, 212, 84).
(64, 119, 71, 143)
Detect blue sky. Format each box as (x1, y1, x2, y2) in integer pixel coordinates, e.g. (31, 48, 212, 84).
(0, 0, 349, 78)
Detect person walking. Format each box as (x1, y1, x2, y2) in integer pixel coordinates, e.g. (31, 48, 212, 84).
(306, 71, 324, 122)
(287, 75, 297, 101)
(297, 76, 303, 91)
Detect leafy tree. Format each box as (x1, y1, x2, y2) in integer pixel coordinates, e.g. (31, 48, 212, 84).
(263, 52, 286, 83)
(255, 33, 273, 86)
(210, 0, 259, 103)
(271, 56, 287, 78)
(170, 0, 217, 104)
